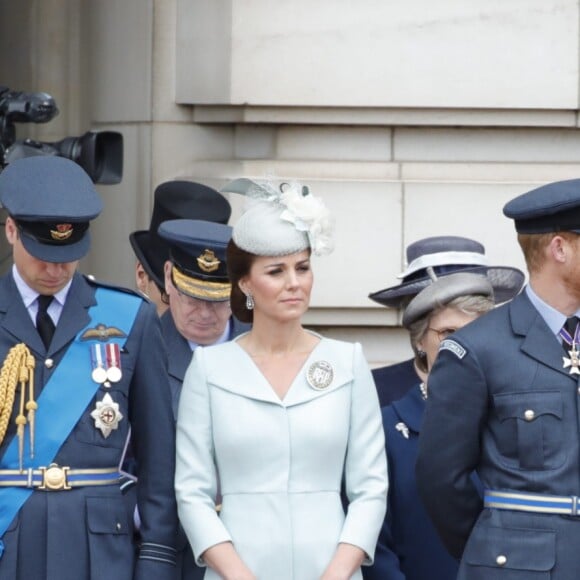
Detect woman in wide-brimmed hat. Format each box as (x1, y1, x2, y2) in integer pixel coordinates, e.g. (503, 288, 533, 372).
(368, 235, 526, 406)
(365, 255, 525, 580)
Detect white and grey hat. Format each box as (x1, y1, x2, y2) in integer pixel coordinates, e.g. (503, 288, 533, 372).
(221, 178, 334, 257)
(369, 235, 525, 308)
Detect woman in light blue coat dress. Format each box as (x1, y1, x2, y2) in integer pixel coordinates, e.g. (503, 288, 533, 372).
(175, 179, 388, 580)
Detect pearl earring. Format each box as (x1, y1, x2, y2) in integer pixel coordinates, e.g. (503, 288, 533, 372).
(245, 293, 254, 310)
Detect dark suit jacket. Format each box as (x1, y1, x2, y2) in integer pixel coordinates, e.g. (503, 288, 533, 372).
(417, 290, 577, 579)
(372, 358, 418, 407)
(0, 272, 177, 580)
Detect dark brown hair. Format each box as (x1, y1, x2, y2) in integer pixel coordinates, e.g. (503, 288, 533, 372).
(226, 239, 258, 323)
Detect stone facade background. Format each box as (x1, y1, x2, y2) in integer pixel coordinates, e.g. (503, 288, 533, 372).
(2, 0, 579, 367)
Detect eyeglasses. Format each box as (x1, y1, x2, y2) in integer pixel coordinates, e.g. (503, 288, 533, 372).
(427, 327, 460, 341)
(174, 288, 230, 312)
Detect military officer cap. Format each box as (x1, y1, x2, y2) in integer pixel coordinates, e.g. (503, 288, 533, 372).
(0, 156, 103, 262)
(369, 235, 525, 308)
(503, 178, 580, 234)
(158, 219, 233, 302)
(129, 180, 231, 292)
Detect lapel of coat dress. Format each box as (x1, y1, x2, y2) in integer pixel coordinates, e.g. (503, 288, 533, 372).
(206, 337, 353, 407)
(391, 385, 424, 434)
(510, 291, 575, 379)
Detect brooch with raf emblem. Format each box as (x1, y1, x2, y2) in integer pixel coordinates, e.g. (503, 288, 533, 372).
(306, 360, 334, 391)
(91, 393, 123, 438)
(395, 422, 410, 439)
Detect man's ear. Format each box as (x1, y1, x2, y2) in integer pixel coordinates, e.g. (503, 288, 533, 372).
(4, 216, 18, 245)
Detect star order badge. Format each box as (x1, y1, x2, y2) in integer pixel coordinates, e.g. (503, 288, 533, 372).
(563, 346, 580, 375)
(91, 393, 123, 438)
(306, 360, 334, 391)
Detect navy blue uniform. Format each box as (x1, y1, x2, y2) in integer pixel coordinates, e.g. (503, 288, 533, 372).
(0, 273, 178, 580)
(417, 290, 579, 578)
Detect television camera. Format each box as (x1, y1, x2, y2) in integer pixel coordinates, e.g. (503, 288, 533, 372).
(0, 86, 123, 184)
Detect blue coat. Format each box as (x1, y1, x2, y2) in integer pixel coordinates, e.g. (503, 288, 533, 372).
(160, 311, 249, 580)
(0, 272, 178, 580)
(417, 290, 578, 579)
(363, 385, 460, 580)
(372, 358, 418, 407)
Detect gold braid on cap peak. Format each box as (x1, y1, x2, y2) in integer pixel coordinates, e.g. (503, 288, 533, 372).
(172, 265, 231, 301)
(0, 343, 36, 471)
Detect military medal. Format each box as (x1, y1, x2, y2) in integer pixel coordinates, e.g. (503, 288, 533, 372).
(105, 343, 122, 383)
(559, 322, 580, 375)
(306, 360, 333, 390)
(90, 393, 123, 438)
(90, 344, 108, 384)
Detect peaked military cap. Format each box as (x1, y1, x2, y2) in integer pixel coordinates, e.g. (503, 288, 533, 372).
(158, 219, 233, 302)
(503, 178, 580, 233)
(129, 181, 231, 291)
(0, 156, 102, 262)
(369, 235, 525, 308)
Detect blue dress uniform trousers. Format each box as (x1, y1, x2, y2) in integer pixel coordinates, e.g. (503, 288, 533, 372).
(417, 290, 580, 579)
(0, 272, 178, 580)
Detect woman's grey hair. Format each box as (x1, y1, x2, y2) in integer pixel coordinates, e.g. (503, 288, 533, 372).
(408, 293, 495, 373)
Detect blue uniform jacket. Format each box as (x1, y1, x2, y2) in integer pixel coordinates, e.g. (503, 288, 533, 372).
(0, 272, 178, 580)
(372, 358, 418, 407)
(160, 310, 249, 580)
(417, 290, 579, 579)
(364, 385, 460, 580)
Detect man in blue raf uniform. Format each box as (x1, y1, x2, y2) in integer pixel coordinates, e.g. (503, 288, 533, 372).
(157, 218, 248, 580)
(416, 178, 580, 579)
(0, 156, 178, 580)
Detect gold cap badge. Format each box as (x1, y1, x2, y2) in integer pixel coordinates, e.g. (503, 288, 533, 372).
(197, 249, 220, 273)
(50, 223, 73, 241)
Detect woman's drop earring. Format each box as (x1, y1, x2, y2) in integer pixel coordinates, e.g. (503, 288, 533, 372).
(246, 293, 254, 310)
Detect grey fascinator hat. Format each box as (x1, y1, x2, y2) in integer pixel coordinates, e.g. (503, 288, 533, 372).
(221, 178, 334, 257)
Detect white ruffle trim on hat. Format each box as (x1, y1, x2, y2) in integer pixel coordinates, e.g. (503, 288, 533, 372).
(222, 178, 335, 257)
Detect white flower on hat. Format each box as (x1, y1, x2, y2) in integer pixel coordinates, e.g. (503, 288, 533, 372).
(221, 177, 335, 257)
(279, 182, 334, 256)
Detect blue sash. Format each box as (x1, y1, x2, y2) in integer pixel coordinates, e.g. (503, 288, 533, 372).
(0, 287, 141, 550)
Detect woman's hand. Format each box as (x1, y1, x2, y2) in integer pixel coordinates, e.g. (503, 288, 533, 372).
(320, 543, 366, 580)
(201, 542, 257, 580)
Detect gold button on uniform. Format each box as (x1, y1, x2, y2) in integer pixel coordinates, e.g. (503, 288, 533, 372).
(496, 554, 507, 566)
(524, 409, 535, 421)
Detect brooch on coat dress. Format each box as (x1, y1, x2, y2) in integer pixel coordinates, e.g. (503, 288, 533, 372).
(306, 360, 334, 390)
(91, 393, 123, 438)
(395, 422, 410, 439)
